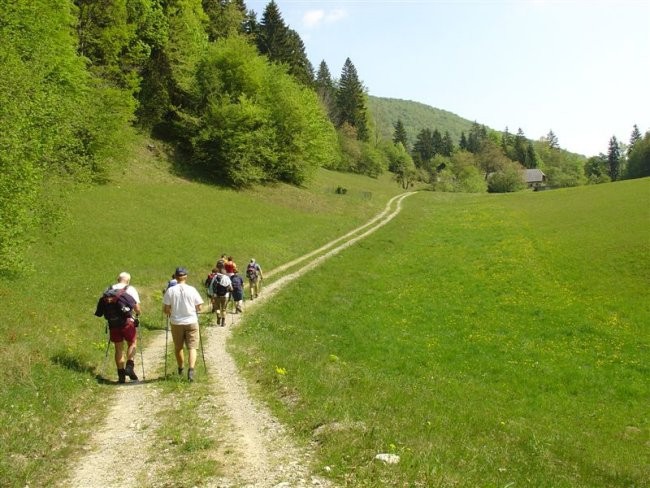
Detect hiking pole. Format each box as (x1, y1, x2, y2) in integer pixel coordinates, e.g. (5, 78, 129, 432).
(198, 313, 207, 373)
(137, 317, 145, 380)
(164, 316, 170, 378)
(100, 323, 111, 379)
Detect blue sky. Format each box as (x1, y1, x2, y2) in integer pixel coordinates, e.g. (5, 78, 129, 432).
(245, 0, 650, 157)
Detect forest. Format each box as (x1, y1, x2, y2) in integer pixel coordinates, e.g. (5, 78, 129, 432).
(1, 0, 649, 275)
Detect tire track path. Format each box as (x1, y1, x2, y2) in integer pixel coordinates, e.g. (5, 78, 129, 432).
(65, 191, 415, 487)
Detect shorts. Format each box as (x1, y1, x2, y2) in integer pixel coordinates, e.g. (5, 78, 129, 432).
(109, 319, 137, 344)
(171, 323, 199, 350)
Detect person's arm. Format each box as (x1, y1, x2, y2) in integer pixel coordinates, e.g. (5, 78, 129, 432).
(164, 304, 171, 316)
(134, 303, 142, 315)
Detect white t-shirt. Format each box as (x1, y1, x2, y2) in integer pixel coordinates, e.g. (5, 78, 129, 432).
(112, 283, 140, 304)
(163, 283, 204, 325)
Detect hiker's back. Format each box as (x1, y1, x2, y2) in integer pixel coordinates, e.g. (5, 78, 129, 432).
(95, 286, 136, 328)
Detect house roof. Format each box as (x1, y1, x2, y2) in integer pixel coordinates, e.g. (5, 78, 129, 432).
(523, 168, 546, 183)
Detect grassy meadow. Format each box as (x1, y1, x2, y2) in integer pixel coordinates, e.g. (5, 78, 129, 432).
(231, 178, 650, 487)
(0, 141, 404, 487)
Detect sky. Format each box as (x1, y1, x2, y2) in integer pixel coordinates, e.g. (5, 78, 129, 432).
(245, 0, 650, 157)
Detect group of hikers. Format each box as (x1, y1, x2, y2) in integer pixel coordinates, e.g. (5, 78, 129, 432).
(94, 256, 264, 383)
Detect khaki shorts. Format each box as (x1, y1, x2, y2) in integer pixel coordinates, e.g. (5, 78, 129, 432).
(171, 323, 199, 350)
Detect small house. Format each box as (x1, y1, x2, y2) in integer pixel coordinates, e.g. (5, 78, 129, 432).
(522, 168, 547, 189)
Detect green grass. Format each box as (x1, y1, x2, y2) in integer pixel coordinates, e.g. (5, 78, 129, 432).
(231, 178, 650, 487)
(0, 137, 403, 487)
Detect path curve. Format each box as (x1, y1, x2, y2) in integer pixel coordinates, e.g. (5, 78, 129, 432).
(65, 191, 416, 487)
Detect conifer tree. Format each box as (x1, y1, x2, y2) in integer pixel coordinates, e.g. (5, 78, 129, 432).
(459, 131, 468, 151)
(466, 122, 487, 153)
(501, 126, 512, 154)
(525, 141, 538, 168)
(256, 1, 313, 86)
(546, 129, 560, 149)
(629, 124, 642, 156)
(393, 119, 408, 149)
(442, 131, 455, 157)
(315, 60, 337, 123)
(432, 129, 444, 156)
(513, 127, 527, 164)
(607, 135, 621, 181)
(336, 57, 369, 141)
(413, 128, 435, 165)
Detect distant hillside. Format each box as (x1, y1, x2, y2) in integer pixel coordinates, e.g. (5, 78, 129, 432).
(368, 96, 477, 149)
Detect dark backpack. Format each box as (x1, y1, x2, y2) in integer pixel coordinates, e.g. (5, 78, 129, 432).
(246, 263, 258, 280)
(211, 273, 229, 297)
(95, 287, 136, 328)
(231, 274, 244, 293)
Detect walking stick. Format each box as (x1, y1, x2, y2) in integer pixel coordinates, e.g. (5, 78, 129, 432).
(100, 324, 111, 378)
(198, 313, 207, 373)
(137, 318, 145, 380)
(164, 316, 170, 378)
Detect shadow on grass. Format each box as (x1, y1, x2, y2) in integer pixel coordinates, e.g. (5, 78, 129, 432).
(51, 352, 95, 375)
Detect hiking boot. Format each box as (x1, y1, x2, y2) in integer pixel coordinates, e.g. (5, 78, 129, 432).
(125, 360, 138, 381)
(117, 368, 126, 384)
(188, 368, 195, 382)
(221, 317, 226, 327)
(178, 367, 184, 376)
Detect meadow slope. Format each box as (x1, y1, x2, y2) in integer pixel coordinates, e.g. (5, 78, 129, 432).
(231, 178, 650, 487)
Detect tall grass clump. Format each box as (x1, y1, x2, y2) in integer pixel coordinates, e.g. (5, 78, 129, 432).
(232, 178, 649, 487)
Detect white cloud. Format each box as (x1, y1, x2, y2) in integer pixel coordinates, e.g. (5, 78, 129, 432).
(303, 10, 325, 28)
(302, 8, 348, 28)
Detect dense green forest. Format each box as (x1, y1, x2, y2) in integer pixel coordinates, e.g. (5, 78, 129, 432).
(1, 0, 649, 274)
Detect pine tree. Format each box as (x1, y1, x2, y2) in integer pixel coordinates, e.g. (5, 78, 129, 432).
(525, 141, 538, 168)
(336, 57, 368, 141)
(413, 128, 435, 165)
(459, 131, 468, 151)
(393, 119, 408, 149)
(442, 131, 454, 157)
(629, 124, 642, 156)
(256, 1, 313, 86)
(546, 129, 560, 149)
(607, 135, 621, 181)
(513, 128, 527, 164)
(466, 122, 487, 154)
(315, 60, 337, 123)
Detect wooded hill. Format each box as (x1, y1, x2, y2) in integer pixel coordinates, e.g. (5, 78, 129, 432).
(368, 96, 475, 148)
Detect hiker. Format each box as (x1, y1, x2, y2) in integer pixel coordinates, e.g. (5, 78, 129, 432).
(163, 267, 204, 382)
(94, 272, 142, 383)
(209, 261, 232, 326)
(164, 274, 178, 292)
(230, 268, 244, 313)
(224, 256, 237, 276)
(246, 258, 263, 300)
(204, 267, 218, 310)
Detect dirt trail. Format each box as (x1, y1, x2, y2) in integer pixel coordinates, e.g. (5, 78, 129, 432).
(65, 192, 415, 488)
